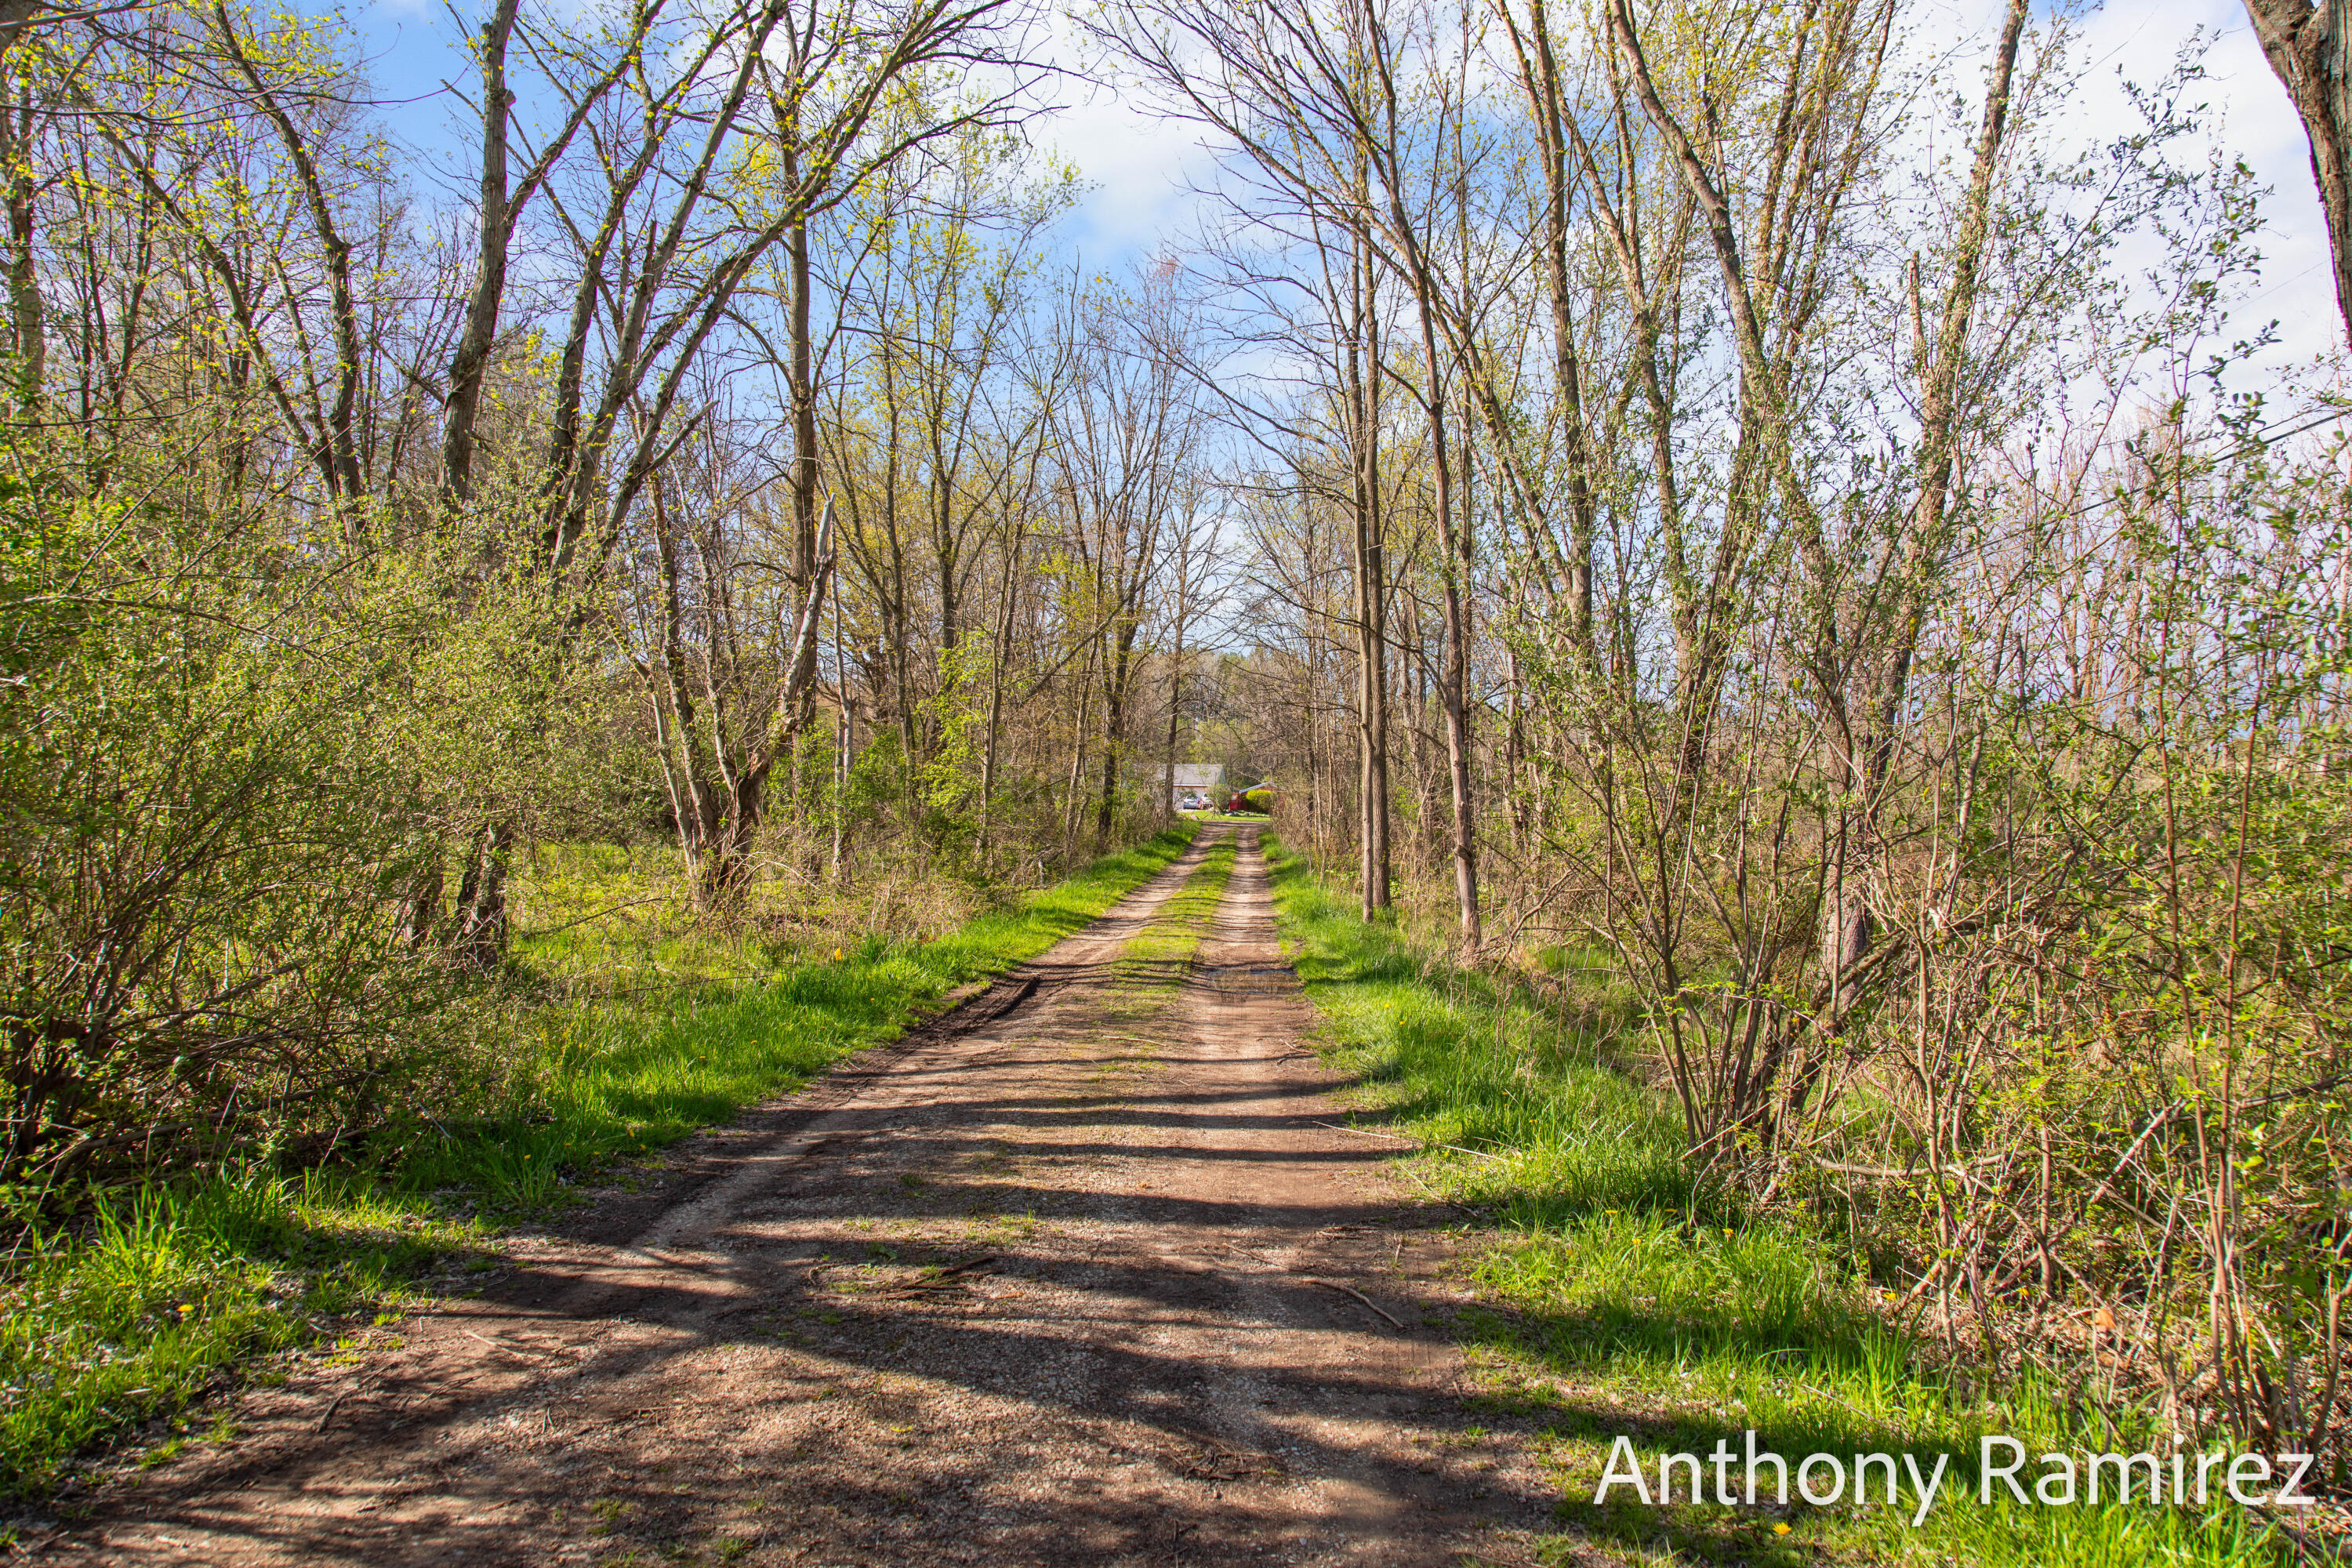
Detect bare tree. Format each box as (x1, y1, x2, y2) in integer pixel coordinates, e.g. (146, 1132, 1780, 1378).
(1091, 0, 1489, 949)
(1050, 278, 1208, 850)
(434, 0, 1040, 958)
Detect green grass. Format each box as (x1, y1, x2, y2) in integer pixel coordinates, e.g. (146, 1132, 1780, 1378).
(1267, 849, 1686, 1225)
(513, 840, 789, 989)
(1089, 835, 1234, 1032)
(0, 1169, 471, 1506)
(1261, 837, 2307, 1568)
(0, 825, 1198, 1504)
(1118, 837, 1234, 974)
(399, 824, 1203, 1203)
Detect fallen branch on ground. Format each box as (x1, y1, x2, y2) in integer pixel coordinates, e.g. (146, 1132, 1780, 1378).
(1306, 1277, 1405, 1328)
(1313, 1120, 1501, 1161)
(864, 1254, 1000, 1298)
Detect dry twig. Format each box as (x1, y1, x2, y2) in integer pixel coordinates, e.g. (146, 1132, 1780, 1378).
(1306, 1277, 1406, 1328)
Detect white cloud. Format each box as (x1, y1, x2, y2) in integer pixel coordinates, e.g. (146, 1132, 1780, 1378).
(1025, 17, 1223, 270)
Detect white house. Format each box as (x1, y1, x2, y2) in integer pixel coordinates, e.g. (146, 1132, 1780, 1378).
(1160, 763, 1225, 811)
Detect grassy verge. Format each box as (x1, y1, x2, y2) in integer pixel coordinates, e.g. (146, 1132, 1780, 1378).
(1117, 836, 1236, 975)
(1261, 837, 2303, 1568)
(401, 824, 1202, 1203)
(1094, 833, 1236, 1038)
(0, 825, 1197, 1508)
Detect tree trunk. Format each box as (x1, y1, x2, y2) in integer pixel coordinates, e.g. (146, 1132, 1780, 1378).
(1094, 623, 1137, 850)
(1823, 0, 2027, 1033)
(1348, 215, 1392, 918)
(977, 524, 1022, 871)
(2245, 0, 2352, 347)
(432, 0, 524, 972)
(648, 483, 723, 906)
(1062, 644, 1096, 857)
(441, 0, 521, 503)
(786, 177, 822, 732)
(399, 857, 444, 950)
(831, 564, 853, 882)
(1163, 616, 1185, 829)
(1525, 0, 1595, 665)
(451, 823, 514, 973)
(2, 82, 38, 405)
(1402, 254, 1481, 955)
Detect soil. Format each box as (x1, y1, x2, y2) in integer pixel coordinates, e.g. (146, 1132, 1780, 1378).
(22, 826, 1569, 1566)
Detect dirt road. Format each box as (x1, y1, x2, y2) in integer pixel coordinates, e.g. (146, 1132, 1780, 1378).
(34, 826, 1555, 1566)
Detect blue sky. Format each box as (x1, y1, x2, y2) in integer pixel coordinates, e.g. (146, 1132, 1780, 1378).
(343, 0, 2343, 376)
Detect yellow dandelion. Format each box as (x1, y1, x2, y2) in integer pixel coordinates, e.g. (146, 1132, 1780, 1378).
(1773, 1522, 1791, 1535)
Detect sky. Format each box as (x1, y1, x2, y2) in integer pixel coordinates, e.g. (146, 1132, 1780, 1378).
(343, 0, 2343, 377)
(2063, 2, 2338, 376)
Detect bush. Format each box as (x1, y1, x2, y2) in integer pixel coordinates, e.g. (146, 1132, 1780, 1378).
(0, 459, 602, 1192)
